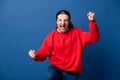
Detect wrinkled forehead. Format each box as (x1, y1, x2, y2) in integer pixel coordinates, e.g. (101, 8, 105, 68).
(57, 14, 70, 20)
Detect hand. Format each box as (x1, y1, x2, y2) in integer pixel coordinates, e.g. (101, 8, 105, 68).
(28, 50, 36, 60)
(87, 12, 95, 20)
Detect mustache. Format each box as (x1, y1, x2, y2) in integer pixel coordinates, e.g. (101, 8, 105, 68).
(60, 24, 66, 27)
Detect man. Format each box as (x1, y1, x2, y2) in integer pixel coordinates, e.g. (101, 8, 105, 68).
(28, 10, 100, 80)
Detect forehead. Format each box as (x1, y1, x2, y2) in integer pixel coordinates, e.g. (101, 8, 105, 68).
(57, 14, 69, 19)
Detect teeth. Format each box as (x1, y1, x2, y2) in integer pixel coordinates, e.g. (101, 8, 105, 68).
(60, 25, 65, 27)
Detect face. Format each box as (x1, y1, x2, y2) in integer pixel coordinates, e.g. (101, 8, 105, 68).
(56, 14, 70, 33)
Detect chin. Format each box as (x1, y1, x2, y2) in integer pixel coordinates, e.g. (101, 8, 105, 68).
(61, 30, 68, 33)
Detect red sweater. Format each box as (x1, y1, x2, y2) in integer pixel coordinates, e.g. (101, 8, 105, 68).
(35, 20, 99, 74)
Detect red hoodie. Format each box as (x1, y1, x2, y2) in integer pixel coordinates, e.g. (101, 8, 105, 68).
(35, 20, 100, 74)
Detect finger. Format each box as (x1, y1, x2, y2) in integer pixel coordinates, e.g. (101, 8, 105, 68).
(30, 50, 34, 52)
(87, 12, 92, 16)
(90, 12, 95, 16)
(89, 11, 94, 14)
(29, 50, 34, 53)
(32, 50, 35, 52)
(29, 50, 32, 53)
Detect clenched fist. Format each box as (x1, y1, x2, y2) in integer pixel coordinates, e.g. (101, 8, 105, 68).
(87, 12, 95, 20)
(28, 50, 36, 60)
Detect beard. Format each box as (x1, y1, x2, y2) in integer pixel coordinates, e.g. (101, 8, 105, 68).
(57, 25, 69, 33)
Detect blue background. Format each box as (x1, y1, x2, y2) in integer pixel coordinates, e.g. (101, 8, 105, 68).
(0, 0, 120, 80)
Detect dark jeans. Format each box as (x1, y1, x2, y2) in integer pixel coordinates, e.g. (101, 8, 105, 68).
(45, 65, 79, 80)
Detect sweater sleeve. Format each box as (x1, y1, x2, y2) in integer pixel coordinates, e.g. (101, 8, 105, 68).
(34, 32, 53, 61)
(80, 20, 100, 45)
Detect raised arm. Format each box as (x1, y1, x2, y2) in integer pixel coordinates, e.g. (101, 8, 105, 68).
(80, 11, 100, 45)
(87, 11, 100, 44)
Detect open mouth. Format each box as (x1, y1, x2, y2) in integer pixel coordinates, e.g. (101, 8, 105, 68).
(60, 25, 65, 28)
(60, 26, 66, 30)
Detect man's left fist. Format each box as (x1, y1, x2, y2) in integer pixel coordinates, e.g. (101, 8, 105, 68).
(87, 12, 95, 20)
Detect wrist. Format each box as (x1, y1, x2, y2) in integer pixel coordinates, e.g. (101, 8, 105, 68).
(90, 19, 95, 22)
(31, 55, 36, 60)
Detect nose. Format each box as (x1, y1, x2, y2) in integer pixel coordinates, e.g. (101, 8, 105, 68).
(61, 21, 65, 25)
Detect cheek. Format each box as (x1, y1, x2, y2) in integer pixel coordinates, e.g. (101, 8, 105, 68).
(56, 21, 59, 25)
(65, 22, 69, 26)
(56, 22, 60, 27)
(57, 22, 63, 26)
(57, 21, 60, 24)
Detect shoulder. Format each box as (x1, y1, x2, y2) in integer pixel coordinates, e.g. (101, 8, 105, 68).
(45, 29, 56, 38)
